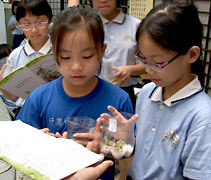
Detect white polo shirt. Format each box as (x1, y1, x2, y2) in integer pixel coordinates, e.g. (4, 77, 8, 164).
(99, 10, 141, 87)
(3, 37, 51, 107)
(4, 37, 51, 77)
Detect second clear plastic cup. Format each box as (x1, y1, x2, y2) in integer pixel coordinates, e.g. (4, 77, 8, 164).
(66, 116, 96, 140)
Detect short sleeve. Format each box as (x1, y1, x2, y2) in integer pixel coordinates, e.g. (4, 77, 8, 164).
(16, 95, 42, 130)
(182, 108, 211, 179)
(7, 16, 16, 27)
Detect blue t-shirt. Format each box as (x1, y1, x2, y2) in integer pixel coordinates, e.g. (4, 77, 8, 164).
(16, 75, 133, 180)
(16, 76, 134, 134)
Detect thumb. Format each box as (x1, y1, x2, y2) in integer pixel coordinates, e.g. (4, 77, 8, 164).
(129, 114, 139, 124)
(0, 64, 7, 76)
(96, 160, 113, 175)
(86, 141, 94, 151)
(62, 131, 68, 138)
(1, 64, 7, 71)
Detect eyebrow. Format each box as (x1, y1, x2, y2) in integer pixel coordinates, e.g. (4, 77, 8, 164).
(20, 16, 47, 21)
(139, 50, 162, 59)
(60, 47, 95, 53)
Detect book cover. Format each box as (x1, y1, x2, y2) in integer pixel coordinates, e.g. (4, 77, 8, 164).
(0, 54, 60, 99)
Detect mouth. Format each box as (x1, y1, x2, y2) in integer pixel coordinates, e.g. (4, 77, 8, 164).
(150, 78, 159, 82)
(99, 6, 109, 9)
(72, 76, 85, 79)
(31, 34, 41, 37)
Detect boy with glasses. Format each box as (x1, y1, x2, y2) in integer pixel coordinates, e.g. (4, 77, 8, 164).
(0, 0, 52, 112)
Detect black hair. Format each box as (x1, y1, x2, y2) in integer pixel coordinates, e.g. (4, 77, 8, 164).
(11, 0, 19, 15)
(136, 2, 204, 86)
(0, 44, 13, 69)
(0, 44, 13, 59)
(16, 0, 52, 21)
(51, 5, 104, 66)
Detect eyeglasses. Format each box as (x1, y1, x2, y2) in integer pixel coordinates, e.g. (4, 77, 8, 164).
(19, 20, 48, 31)
(135, 51, 181, 71)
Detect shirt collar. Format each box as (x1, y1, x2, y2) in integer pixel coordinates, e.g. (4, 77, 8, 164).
(151, 75, 202, 106)
(100, 9, 125, 24)
(24, 37, 51, 56)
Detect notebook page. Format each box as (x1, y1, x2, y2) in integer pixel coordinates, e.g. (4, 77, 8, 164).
(0, 120, 104, 180)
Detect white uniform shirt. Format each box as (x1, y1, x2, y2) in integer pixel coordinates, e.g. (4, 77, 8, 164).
(4, 37, 51, 77)
(99, 10, 141, 87)
(3, 37, 51, 107)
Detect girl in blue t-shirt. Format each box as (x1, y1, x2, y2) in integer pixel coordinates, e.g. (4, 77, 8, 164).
(100, 2, 211, 180)
(16, 5, 134, 180)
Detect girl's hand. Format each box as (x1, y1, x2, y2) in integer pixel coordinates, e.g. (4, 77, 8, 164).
(62, 141, 113, 180)
(72, 118, 102, 153)
(55, 131, 68, 138)
(100, 106, 139, 140)
(41, 128, 68, 138)
(111, 66, 131, 87)
(63, 160, 113, 180)
(41, 128, 56, 137)
(0, 64, 7, 80)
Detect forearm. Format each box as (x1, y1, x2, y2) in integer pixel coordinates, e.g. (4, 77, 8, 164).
(119, 154, 134, 180)
(8, 26, 15, 31)
(8, 22, 18, 31)
(128, 64, 145, 76)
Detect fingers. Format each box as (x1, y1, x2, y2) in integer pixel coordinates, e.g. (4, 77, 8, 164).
(41, 128, 50, 133)
(72, 133, 93, 147)
(129, 114, 139, 124)
(0, 64, 7, 72)
(95, 160, 113, 176)
(73, 132, 94, 140)
(95, 118, 102, 134)
(86, 141, 93, 151)
(107, 105, 122, 117)
(0, 64, 7, 79)
(55, 132, 63, 138)
(47, 132, 56, 137)
(107, 106, 139, 126)
(73, 139, 89, 147)
(41, 128, 57, 137)
(111, 66, 130, 87)
(62, 131, 68, 138)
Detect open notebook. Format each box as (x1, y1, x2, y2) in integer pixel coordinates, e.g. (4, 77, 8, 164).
(0, 120, 104, 180)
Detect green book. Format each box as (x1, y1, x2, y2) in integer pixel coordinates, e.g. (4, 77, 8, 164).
(0, 54, 60, 99)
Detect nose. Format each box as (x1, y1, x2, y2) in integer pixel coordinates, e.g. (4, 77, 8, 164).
(71, 61, 83, 72)
(31, 24, 39, 33)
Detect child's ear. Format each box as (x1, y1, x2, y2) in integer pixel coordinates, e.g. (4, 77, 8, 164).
(187, 46, 200, 64)
(48, 18, 52, 24)
(101, 43, 107, 58)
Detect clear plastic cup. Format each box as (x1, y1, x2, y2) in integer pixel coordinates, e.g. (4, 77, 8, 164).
(100, 112, 135, 160)
(66, 116, 96, 140)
